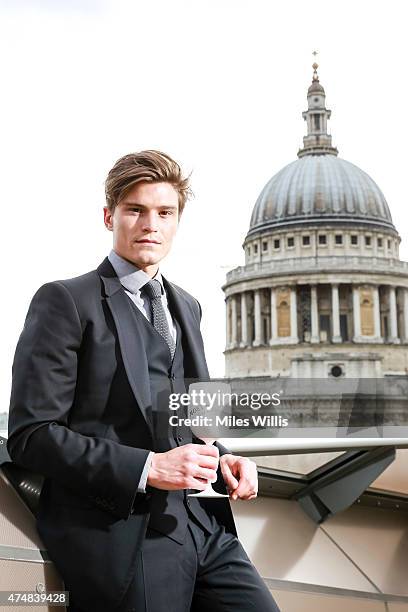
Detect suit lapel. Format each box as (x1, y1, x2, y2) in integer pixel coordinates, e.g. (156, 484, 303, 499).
(97, 258, 153, 436)
(162, 277, 210, 380)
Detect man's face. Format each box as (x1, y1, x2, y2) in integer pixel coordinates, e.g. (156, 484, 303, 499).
(104, 181, 179, 276)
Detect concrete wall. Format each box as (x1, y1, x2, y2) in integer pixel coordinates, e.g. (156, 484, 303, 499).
(232, 495, 408, 611)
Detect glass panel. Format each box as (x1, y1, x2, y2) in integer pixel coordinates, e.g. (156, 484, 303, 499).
(252, 452, 344, 475)
(252, 449, 408, 490)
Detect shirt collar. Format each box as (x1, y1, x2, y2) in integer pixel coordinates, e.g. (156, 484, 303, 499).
(108, 249, 164, 295)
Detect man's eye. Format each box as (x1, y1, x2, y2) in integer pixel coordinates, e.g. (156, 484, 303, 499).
(129, 207, 141, 213)
(160, 210, 173, 216)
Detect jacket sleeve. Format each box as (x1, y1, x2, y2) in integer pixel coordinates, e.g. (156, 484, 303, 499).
(7, 281, 150, 520)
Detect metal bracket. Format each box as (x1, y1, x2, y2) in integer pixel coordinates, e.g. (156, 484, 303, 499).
(293, 446, 396, 523)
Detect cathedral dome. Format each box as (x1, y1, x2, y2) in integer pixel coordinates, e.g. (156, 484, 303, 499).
(247, 62, 397, 238)
(248, 155, 395, 235)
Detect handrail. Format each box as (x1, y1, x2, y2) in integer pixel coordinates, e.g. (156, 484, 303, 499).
(220, 435, 408, 456)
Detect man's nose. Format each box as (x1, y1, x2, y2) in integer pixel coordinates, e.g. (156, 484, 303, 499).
(142, 212, 159, 232)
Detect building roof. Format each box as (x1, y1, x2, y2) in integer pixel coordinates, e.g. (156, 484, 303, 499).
(248, 154, 395, 235)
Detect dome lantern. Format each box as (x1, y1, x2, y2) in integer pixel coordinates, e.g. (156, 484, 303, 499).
(298, 62, 338, 158)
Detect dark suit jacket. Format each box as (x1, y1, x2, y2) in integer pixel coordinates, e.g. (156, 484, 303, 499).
(7, 257, 236, 611)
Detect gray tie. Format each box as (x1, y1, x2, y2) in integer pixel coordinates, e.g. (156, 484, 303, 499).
(143, 279, 176, 360)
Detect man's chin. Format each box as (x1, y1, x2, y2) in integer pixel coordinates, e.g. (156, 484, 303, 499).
(130, 253, 162, 269)
(114, 250, 159, 269)
(135, 247, 168, 264)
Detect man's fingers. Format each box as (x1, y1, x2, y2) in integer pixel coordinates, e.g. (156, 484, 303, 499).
(231, 492, 257, 501)
(195, 467, 218, 483)
(189, 478, 208, 491)
(237, 484, 258, 498)
(221, 459, 239, 491)
(231, 485, 258, 500)
(229, 461, 258, 500)
(193, 444, 219, 458)
(234, 474, 251, 495)
(183, 445, 219, 470)
(196, 455, 219, 470)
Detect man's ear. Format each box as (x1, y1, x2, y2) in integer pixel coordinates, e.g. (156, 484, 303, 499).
(103, 206, 113, 231)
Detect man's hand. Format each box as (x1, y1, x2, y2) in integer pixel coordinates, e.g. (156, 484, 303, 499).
(147, 443, 219, 491)
(219, 454, 258, 501)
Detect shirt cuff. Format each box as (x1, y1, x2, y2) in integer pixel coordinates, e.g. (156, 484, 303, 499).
(137, 451, 154, 493)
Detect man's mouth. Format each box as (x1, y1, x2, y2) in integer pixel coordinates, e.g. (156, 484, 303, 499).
(136, 239, 161, 244)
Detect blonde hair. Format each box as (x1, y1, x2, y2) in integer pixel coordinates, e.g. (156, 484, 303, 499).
(105, 150, 192, 215)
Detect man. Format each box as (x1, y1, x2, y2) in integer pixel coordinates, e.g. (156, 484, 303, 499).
(8, 151, 279, 612)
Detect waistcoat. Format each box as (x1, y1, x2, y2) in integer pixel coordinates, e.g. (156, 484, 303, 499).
(128, 300, 216, 543)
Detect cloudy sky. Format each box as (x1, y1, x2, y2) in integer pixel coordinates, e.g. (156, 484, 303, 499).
(1, 0, 407, 414)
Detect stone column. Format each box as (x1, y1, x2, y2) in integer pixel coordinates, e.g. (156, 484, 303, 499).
(240, 292, 248, 348)
(231, 294, 238, 348)
(388, 286, 400, 344)
(290, 286, 299, 342)
(403, 288, 408, 343)
(269, 287, 278, 344)
(352, 285, 362, 341)
(373, 285, 382, 341)
(225, 297, 231, 350)
(253, 289, 263, 346)
(310, 284, 320, 343)
(331, 283, 342, 343)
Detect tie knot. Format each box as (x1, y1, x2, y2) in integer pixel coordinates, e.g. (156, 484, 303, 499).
(143, 279, 162, 300)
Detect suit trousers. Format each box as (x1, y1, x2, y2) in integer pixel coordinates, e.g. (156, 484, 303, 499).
(109, 512, 279, 612)
(67, 512, 280, 612)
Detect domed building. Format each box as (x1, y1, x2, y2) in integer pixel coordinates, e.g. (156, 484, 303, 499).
(223, 63, 408, 378)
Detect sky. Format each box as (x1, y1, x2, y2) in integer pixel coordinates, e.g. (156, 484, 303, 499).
(0, 0, 407, 415)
